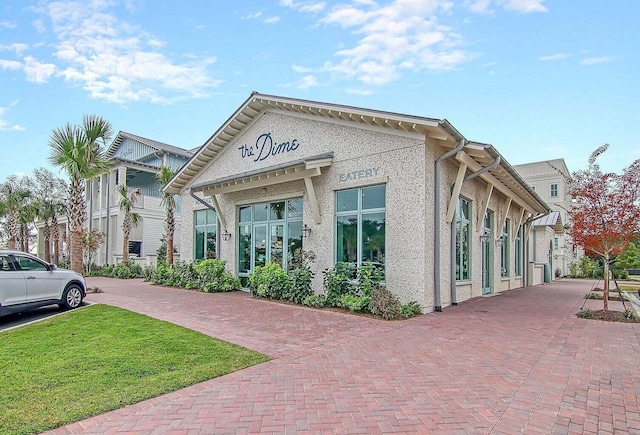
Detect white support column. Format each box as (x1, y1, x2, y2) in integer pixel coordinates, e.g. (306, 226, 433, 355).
(209, 194, 227, 231)
(498, 197, 512, 237)
(446, 162, 468, 224)
(304, 177, 322, 225)
(477, 183, 493, 231)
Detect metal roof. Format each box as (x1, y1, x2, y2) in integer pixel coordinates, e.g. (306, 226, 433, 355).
(106, 131, 193, 159)
(164, 92, 549, 215)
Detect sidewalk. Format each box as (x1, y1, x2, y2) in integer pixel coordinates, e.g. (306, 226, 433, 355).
(46, 278, 640, 434)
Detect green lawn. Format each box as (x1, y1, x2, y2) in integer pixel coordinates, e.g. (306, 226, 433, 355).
(0, 304, 270, 435)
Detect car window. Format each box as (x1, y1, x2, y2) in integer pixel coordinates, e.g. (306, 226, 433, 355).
(13, 256, 48, 272)
(0, 255, 13, 271)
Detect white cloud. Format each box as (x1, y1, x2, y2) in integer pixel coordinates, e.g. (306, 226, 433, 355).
(23, 56, 56, 83)
(297, 74, 319, 89)
(0, 106, 25, 131)
(280, 1, 326, 13)
(346, 87, 374, 95)
(539, 53, 571, 61)
(465, 0, 547, 14)
(26, 0, 221, 104)
(289, 0, 476, 87)
(1, 21, 17, 29)
(580, 56, 613, 66)
(501, 0, 548, 13)
(264, 16, 281, 24)
(464, 0, 493, 14)
(0, 59, 22, 70)
(0, 43, 30, 54)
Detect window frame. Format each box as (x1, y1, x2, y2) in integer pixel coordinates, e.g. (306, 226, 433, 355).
(455, 196, 472, 282)
(550, 183, 558, 197)
(514, 225, 522, 277)
(334, 184, 386, 275)
(501, 218, 510, 278)
(194, 208, 218, 261)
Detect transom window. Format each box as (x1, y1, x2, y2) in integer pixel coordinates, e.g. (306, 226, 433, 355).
(237, 198, 303, 282)
(455, 197, 471, 281)
(335, 185, 386, 273)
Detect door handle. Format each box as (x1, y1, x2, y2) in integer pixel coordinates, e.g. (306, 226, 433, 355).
(26, 276, 36, 279)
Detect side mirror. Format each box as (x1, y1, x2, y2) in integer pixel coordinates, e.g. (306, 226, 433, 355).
(49, 263, 57, 271)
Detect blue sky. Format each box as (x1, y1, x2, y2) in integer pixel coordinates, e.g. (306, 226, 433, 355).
(1, 0, 638, 183)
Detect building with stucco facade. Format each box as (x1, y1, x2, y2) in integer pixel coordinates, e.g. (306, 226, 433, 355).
(164, 93, 551, 312)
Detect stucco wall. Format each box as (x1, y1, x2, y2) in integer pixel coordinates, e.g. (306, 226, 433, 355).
(182, 111, 429, 306)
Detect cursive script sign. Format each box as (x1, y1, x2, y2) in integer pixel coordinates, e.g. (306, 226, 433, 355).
(239, 133, 300, 163)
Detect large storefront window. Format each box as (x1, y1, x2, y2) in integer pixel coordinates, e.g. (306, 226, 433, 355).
(515, 225, 522, 277)
(335, 185, 386, 272)
(455, 197, 471, 281)
(194, 209, 217, 260)
(501, 218, 510, 278)
(237, 198, 303, 282)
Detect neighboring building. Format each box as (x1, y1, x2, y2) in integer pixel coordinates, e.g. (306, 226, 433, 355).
(513, 159, 581, 277)
(164, 93, 551, 312)
(37, 132, 193, 266)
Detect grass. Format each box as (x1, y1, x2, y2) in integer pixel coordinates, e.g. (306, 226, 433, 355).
(0, 304, 270, 435)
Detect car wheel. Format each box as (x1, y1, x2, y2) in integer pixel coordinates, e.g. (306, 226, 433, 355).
(61, 284, 84, 310)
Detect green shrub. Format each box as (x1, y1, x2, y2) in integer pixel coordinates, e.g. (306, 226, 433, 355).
(337, 293, 370, 312)
(248, 262, 290, 299)
(577, 308, 596, 319)
(400, 301, 422, 318)
(569, 262, 579, 278)
(93, 263, 144, 279)
(369, 287, 402, 320)
(285, 266, 314, 304)
(585, 292, 603, 300)
(357, 263, 384, 298)
(323, 262, 356, 306)
(196, 259, 241, 292)
(303, 294, 326, 308)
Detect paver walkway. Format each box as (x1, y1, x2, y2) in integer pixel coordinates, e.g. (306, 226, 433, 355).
(47, 279, 640, 434)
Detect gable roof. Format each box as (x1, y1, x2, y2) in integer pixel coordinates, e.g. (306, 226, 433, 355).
(106, 131, 193, 160)
(533, 211, 564, 233)
(163, 92, 549, 215)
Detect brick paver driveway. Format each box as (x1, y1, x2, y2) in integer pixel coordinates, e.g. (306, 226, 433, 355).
(48, 278, 640, 434)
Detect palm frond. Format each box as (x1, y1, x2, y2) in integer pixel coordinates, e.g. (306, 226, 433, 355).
(588, 143, 609, 166)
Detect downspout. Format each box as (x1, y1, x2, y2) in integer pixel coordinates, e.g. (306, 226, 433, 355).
(449, 155, 501, 305)
(434, 138, 466, 312)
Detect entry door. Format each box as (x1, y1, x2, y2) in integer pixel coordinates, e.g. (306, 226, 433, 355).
(481, 211, 493, 295)
(269, 224, 284, 269)
(253, 225, 267, 269)
(481, 237, 492, 294)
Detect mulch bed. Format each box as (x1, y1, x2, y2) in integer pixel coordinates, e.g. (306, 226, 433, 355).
(578, 309, 640, 323)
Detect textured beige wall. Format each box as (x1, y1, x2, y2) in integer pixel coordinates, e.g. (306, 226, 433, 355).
(182, 111, 429, 305)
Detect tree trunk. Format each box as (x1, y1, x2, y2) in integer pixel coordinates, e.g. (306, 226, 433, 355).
(166, 208, 175, 264)
(69, 178, 86, 274)
(8, 211, 18, 250)
(603, 256, 610, 312)
(51, 214, 60, 265)
(122, 220, 130, 267)
(43, 220, 51, 262)
(70, 229, 83, 274)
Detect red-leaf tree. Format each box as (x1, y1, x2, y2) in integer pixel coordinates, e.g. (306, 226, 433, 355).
(570, 144, 640, 310)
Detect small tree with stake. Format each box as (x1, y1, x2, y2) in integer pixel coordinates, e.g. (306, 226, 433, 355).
(570, 144, 640, 311)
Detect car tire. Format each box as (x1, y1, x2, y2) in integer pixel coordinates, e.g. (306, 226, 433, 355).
(60, 284, 84, 310)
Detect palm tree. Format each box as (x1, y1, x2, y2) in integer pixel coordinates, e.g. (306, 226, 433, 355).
(155, 166, 177, 264)
(32, 168, 68, 263)
(117, 184, 141, 267)
(0, 176, 30, 250)
(48, 115, 112, 274)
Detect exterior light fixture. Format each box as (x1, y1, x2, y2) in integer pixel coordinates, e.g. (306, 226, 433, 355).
(221, 230, 232, 241)
(495, 235, 506, 247)
(301, 224, 311, 238)
(479, 229, 491, 243)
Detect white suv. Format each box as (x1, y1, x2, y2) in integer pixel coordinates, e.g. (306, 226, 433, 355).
(0, 250, 86, 317)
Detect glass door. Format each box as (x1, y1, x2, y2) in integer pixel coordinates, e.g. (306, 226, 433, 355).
(253, 225, 267, 269)
(269, 223, 284, 269)
(481, 211, 493, 295)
